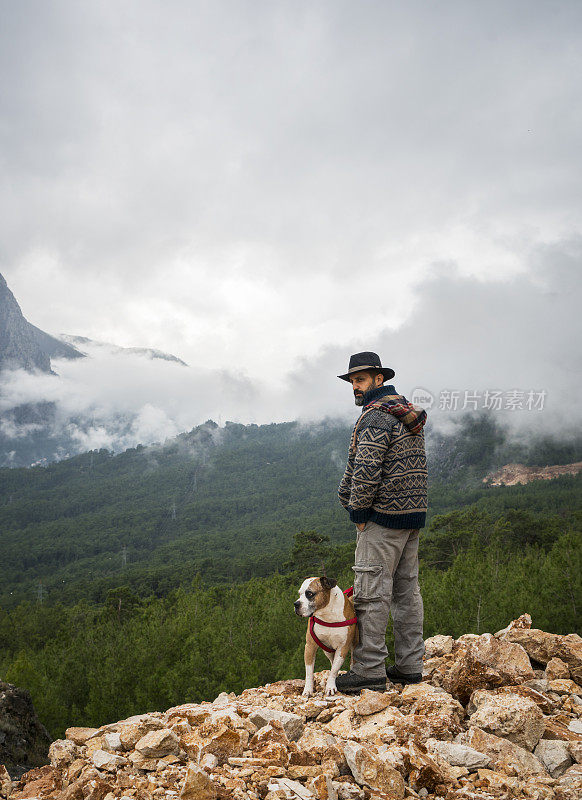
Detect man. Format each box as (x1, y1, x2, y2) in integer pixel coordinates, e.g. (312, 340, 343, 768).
(335, 351, 428, 693)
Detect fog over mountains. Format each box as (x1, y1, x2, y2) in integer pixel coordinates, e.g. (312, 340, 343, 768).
(1, 244, 580, 469)
(0, 272, 190, 465)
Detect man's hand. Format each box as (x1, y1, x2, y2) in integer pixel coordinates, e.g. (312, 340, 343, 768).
(356, 522, 366, 531)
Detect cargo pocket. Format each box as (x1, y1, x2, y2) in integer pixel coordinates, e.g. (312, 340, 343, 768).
(352, 564, 383, 601)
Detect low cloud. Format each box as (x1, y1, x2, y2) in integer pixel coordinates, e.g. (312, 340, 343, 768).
(2, 236, 580, 463)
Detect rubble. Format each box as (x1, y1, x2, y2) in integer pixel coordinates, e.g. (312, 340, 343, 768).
(7, 616, 582, 800)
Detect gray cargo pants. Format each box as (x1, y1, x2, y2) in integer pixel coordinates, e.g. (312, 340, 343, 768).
(351, 520, 424, 678)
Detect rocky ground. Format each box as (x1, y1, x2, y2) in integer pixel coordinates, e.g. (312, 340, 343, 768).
(482, 463, 582, 486)
(2, 615, 581, 800)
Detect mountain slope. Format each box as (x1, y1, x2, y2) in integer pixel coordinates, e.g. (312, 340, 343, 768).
(0, 274, 82, 373)
(1, 416, 581, 608)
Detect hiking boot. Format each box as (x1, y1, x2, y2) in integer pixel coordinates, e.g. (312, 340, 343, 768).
(386, 664, 422, 685)
(335, 670, 387, 694)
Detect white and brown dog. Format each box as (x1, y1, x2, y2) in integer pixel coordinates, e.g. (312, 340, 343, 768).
(294, 575, 358, 696)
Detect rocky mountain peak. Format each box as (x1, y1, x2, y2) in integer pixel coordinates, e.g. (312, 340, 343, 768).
(0, 273, 83, 373)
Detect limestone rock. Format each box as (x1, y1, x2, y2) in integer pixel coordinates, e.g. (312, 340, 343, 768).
(165, 703, 211, 728)
(543, 717, 581, 741)
(556, 762, 582, 794)
(268, 776, 314, 798)
(424, 635, 454, 659)
(48, 739, 79, 769)
(180, 762, 217, 800)
(462, 726, 548, 776)
(11, 764, 62, 798)
(498, 628, 582, 682)
(393, 712, 462, 744)
(248, 707, 304, 741)
(439, 633, 534, 704)
(546, 657, 571, 680)
(353, 706, 403, 743)
(91, 749, 128, 771)
(400, 682, 464, 721)
(353, 689, 393, 716)
(127, 750, 159, 770)
(548, 679, 582, 695)
(475, 683, 556, 714)
(102, 733, 122, 751)
(324, 709, 356, 739)
(495, 614, 533, 636)
(294, 728, 343, 768)
(307, 773, 337, 800)
(467, 689, 546, 750)
(85, 736, 107, 757)
(534, 739, 573, 777)
(405, 740, 458, 792)
(377, 743, 408, 776)
(568, 740, 582, 763)
(65, 728, 99, 746)
(11, 617, 582, 800)
(343, 741, 405, 797)
(135, 729, 180, 757)
(425, 739, 491, 770)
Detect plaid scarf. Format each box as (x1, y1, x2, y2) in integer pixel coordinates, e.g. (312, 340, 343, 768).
(349, 393, 427, 455)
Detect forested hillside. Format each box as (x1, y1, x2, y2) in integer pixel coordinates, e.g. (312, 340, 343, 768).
(1, 414, 581, 607)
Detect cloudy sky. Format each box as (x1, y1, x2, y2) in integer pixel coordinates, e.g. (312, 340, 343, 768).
(1, 1, 581, 447)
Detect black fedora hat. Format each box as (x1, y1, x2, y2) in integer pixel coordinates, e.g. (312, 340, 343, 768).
(338, 351, 395, 382)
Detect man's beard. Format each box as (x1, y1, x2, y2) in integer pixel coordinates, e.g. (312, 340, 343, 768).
(354, 391, 366, 406)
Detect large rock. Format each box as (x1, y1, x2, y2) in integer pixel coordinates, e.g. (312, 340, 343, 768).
(0, 681, 52, 778)
(555, 763, 582, 795)
(404, 740, 458, 792)
(201, 724, 248, 765)
(324, 709, 356, 739)
(10, 764, 63, 798)
(64, 728, 98, 746)
(498, 628, 582, 682)
(352, 706, 403, 743)
(134, 728, 181, 757)
(425, 738, 491, 770)
(534, 740, 573, 778)
(307, 773, 337, 800)
(546, 657, 571, 680)
(393, 712, 462, 744)
(180, 762, 217, 800)
(90, 749, 128, 771)
(424, 635, 454, 659)
(342, 741, 405, 797)
(248, 707, 304, 741)
(438, 633, 535, 703)
(353, 689, 393, 716)
(294, 728, 343, 768)
(400, 682, 464, 722)
(467, 689, 546, 750)
(267, 776, 314, 798)
(461, 726, 548, 776)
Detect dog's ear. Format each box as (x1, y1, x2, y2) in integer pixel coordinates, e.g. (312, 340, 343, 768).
(320, 576, 337, 590)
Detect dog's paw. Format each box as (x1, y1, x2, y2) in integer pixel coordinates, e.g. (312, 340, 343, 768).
(324, 683, 337, 697)
(302, 684, 314, 697)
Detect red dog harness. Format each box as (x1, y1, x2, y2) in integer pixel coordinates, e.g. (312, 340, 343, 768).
(309, 587, 357, 654)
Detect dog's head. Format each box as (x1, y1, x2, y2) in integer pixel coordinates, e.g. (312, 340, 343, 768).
(294, 576, 337, 617)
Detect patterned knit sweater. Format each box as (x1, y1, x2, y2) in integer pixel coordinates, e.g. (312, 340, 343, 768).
(338, 384, 428, 529)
